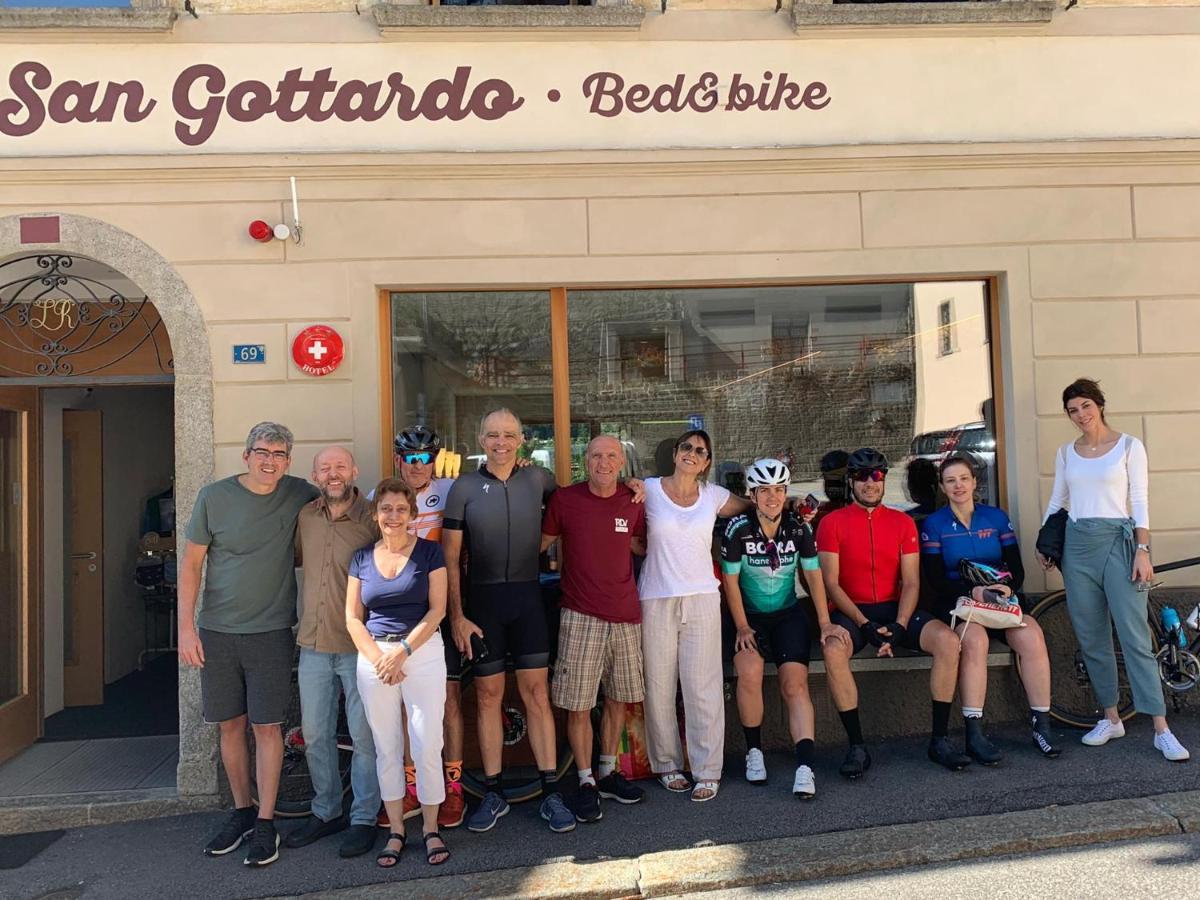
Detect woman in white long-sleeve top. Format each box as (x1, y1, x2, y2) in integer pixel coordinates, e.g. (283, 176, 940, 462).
(1038, 378, 1189, 762)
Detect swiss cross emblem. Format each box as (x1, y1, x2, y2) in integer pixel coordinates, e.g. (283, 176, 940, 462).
(292, 324, 344, 376)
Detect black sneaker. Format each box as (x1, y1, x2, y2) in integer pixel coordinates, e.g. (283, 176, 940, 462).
(1031, 711, 1062, 759)
(243, 820, 281, 867)
(964, 718, 1003, 766)
(203, 808, 255, 857)
(575, 783, 603, 823)
(339, 823, 378, 858)
(839, 744, 871, 780)
(597, 771, 645, 805)
(928, 735, 972, 772)
(283, 814, 347, 849)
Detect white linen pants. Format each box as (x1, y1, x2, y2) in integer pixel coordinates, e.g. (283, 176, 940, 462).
(641, 592, 725, 781)
(357, 633, 447, 806)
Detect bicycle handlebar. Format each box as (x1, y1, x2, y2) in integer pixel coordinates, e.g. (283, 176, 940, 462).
(1153, 556, 1200, 574)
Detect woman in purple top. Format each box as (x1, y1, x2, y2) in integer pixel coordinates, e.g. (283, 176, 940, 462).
(346, 478, 449, 867)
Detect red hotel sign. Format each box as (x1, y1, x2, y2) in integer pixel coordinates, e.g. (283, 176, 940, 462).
(292, 325, 344, 377)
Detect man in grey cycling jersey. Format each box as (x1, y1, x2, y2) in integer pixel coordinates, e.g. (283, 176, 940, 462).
(442, 408, 571, 834)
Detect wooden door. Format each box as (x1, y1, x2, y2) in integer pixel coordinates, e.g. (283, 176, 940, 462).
(0, 386, 40, 764)
(63, 409, 104, 707)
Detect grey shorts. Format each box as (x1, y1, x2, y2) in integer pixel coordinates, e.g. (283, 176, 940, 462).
(200, 627, 294, 725)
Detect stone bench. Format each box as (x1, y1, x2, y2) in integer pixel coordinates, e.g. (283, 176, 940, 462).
(724, 639, 1012, 679)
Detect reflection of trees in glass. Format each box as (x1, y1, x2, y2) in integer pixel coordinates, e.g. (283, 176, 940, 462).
(391, 292, 552, 459)
(566, 288, 918, 481)
(393, 293, 551, 391)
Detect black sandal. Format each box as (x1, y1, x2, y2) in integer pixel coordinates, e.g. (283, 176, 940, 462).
(376, 832, 405, 868)
(423, 831, 450, 866)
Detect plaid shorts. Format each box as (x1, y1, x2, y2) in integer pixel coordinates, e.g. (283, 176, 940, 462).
(552, 608, 644, 711)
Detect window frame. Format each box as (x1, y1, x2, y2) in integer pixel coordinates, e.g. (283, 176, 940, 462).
(379, 275, 1006, 504)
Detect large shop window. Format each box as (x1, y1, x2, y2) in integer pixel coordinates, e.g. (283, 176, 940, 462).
(388, 280, 997, 509)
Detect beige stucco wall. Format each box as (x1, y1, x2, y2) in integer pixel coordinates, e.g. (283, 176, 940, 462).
(8, 140, 1199, 593)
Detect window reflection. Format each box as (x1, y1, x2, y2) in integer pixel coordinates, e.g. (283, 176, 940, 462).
(389, 281, 996, 510)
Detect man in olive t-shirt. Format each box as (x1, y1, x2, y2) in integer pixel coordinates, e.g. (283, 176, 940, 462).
(178, 422, 318, 868)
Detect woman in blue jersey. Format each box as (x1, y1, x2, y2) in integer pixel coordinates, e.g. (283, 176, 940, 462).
(919, 455, 1058, 763)
(720, 459, 849, 799)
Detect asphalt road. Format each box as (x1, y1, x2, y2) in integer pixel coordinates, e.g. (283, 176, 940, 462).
(673, 832, 1200, 899)
(2, 714, 1198, 900)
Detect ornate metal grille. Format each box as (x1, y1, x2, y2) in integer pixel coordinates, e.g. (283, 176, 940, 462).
(0, 254, 173, 378)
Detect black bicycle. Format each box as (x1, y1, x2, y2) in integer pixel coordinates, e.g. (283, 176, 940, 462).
(250, 652, 355, 819)
(1021, 555, 1200, 728)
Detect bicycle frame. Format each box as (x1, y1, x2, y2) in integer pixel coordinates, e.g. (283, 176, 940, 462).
(1145, 556, 1200, 701)
(1026, 554, 1200, 727)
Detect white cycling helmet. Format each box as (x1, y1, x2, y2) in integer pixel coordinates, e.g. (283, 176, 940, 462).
(745, 458, 791, 489)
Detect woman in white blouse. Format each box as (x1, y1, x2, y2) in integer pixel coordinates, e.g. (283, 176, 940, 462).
(1040, 378, 1188, 761)
(638, 430, 753, 801)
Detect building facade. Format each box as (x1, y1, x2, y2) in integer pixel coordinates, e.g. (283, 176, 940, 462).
(1, 0, 1199, 805)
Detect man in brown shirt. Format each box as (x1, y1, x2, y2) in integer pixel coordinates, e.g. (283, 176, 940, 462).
(285, 446, 379, 858)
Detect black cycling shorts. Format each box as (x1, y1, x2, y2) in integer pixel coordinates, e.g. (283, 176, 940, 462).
(725, 605, 811, 667)
(468, 580, 551, 677)
(832, 601, 935, 655)
(441, 619, 462, 681)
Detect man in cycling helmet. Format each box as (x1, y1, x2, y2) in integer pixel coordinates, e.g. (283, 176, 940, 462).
(816, 448, 971, 776)
(721, 459, 850, 799)
(392, 425, 467, 829)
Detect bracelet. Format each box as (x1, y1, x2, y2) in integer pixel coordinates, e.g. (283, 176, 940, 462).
(399, 637, 413, 657)
(1136, 543, 1151, 555)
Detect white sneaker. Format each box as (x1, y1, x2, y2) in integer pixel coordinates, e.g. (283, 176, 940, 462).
(792, 765, 816, 799)
(1081, 719, 1126, 746)
(1154, 728, 1191, 762)
(745, 748, 767, 784)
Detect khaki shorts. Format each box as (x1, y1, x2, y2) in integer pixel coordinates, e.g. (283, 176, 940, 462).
(552, 608, 644, 711)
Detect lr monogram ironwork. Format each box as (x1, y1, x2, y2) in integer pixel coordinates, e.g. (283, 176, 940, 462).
(0, 253, 173, 378)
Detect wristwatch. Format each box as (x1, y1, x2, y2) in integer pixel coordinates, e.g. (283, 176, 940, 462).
(399, 637, 413, 657)
(1135, 542, 1152, 555)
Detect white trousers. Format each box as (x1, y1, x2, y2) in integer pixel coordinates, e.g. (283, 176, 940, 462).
(357, 633, 447, 805)
(641, 593, 725, 781)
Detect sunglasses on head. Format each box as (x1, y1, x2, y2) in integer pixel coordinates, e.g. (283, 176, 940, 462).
(765, 539, 781, 572)
(677, 441, 710, 458)
(401, 451, 434, 465)
(849, 468, 887, 483)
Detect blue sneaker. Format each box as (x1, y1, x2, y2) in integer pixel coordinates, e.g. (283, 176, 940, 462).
(540, 791, 576, 833)
(466, 791, 510, 833)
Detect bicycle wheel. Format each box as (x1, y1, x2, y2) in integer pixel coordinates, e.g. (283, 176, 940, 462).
(458, 664, 576, 803)
(1025, 590, 1137, 728)
(251, 665, 354, 818)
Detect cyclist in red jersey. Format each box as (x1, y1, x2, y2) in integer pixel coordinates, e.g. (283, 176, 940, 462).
(816, 448, 971, 777)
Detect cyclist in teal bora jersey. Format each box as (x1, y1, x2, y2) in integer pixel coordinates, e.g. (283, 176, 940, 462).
(720, 459, 851, 799)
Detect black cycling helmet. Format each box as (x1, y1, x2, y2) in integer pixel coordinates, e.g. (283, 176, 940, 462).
(394, 425, 441, 454)
(958, 558, 1013, 588)
(847, 447, 889, 474)
(819, 449, 849, 473)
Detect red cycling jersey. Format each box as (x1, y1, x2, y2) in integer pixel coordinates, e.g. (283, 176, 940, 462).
(815, 503, 919, 606)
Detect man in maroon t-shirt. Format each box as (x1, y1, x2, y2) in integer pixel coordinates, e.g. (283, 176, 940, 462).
(541, 436, 647, 824)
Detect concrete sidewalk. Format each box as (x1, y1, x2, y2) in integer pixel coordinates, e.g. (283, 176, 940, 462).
(285, 791, 1200, 899)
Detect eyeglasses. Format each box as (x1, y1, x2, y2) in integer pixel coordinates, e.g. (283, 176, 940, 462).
(849, 468, 886, 483)
(765, 540, 781, 572)
(401, 452, 434, 465)
(250, 448, 289, 462)
(677, 441, 710, 459)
